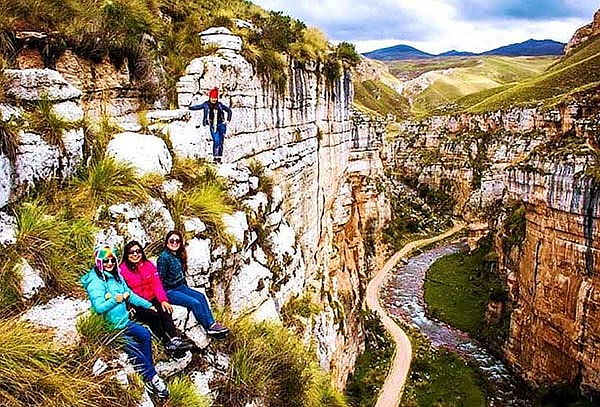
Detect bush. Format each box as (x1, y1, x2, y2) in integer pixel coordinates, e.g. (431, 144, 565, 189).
(215, 319, 347, 407)
(0, 318, 140, 407)
(71, 156, 148, 212)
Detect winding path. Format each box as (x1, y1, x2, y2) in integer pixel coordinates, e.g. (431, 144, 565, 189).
(365, 223, 465, 407)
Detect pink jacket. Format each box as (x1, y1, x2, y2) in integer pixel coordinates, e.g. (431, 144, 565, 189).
(120, 260, 168, 303)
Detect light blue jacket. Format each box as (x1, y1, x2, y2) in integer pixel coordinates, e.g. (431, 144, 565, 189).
(81, 268, 152, 329)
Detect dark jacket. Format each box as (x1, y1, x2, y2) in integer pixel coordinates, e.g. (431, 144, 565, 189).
(189, 101, 232, 127)
(157, 249, 186, 290)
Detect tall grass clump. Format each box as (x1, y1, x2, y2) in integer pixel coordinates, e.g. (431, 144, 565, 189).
(247, 159, 274, 196)
(215, 319, 347, 407)
(171, 157, 222, 189)
(0, 249, 21, 313)
(0, 318, 140, 407)
(72, 156, 148, 211)
(76, 311, 120, 358)
(165, 376, 211, 407)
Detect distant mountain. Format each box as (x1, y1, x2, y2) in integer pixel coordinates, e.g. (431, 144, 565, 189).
(437, 50, 477, 57)
(362, 44, 434, 60)
(363, 39, 565, 60)
(481, 39, 565, 56)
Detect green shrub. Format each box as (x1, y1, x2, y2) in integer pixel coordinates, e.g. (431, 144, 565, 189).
(166, 376, 211, 407)
(71, 156, 148, 211)
(215, 319, 347, 407)
(247, 159, 274, 196)
(0, 318, 139, 407)
(171, 157, 222, 189)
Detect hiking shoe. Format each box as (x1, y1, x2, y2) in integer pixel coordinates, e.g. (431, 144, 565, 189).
(165, 336, 194, 353)
(206, 322, 229, 338)
(146, 374, 169, 399)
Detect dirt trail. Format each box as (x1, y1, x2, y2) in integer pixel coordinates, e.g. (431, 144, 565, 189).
(365, 223, 465, 407)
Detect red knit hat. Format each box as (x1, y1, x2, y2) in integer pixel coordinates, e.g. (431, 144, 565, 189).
(208, 88, 219, 99)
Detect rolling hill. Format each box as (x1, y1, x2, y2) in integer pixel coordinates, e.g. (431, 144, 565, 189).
(363, 39, 566, 61)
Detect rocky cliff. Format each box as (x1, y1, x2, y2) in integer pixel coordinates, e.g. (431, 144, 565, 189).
(0, 27, 390, 394)
(387, 88, 600, 394)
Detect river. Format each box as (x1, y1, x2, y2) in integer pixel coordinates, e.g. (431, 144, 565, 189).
(382, 241, 532, 407)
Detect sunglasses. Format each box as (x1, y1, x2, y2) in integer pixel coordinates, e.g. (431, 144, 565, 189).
(102, 258, 116, 265)
(168, 238, 181, 244)
(128, 249, 142, 255)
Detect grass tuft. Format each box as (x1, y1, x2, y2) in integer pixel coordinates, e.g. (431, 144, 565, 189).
(165, 376, 211, 407)
(214, 318, 347, 407)
(247, 159, 274, 196)
(25, 96, 83, 153)
(71, 156, 148, 211)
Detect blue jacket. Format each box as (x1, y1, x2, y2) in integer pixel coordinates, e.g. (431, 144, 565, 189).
(157, 250, 186, 290)
(81, 268, 152, 329)
(189, 101, 232, 127)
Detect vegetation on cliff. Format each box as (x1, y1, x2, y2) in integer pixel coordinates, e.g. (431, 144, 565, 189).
(353, 79, 410, 119)
(345, 311, 395, 407)
(0, 0, 360, 103)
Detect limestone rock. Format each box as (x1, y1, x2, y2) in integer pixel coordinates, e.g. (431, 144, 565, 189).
(229, 260, 271, 316)
(250, 298, 281, 323)
(223, 211, 248, 244)
(0, 211, 17, 246)
(4, 69, 82, 101)
(21, 296, 89, 346)
(108, 198, 174, 247)
(200, 27, 243, 53)
(190, 369, 215, 397)
(187, 237, 211, 284)
(18, 259, 45, 299)
(156, 351, 193, 377)
(163, 119, 211, 159)
(171, 305, 209, 349)
(147, 109, 190, 123)
(184, 217, 207, 235)
(269, 223, 296, 259)
(107, 132, 173, 176)
(243, 192, 269, 215)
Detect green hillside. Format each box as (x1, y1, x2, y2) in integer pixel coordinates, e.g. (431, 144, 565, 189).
(354, 79, 410, 118)
(389, 56, 556, 117)
(458, 35, 600, 113)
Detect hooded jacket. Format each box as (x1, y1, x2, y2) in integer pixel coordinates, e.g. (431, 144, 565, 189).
(157, 249, 186, 290)
(81, 268, 152, 329)
(120, 260, 168, 303)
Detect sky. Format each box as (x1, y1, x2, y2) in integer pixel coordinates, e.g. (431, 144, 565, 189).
(251, 0, 599, 53)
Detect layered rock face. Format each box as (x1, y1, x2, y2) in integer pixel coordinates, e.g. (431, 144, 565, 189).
(389, 95, 600, 392)
(564, 8, 600, 55)
(169, 32, 390, 386)
(1, 29, 390, 390)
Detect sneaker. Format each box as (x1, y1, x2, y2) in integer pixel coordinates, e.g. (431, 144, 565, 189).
(165, 336, 194, 353)
(146, 374, 169, 399)
(206, 322, 229, 338)
(214, 156, 222, 164)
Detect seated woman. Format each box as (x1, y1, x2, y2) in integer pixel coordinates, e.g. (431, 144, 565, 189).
(120, 240, 193, 354)
(157, 231, 229, 338)
(81, 245, 169, 399)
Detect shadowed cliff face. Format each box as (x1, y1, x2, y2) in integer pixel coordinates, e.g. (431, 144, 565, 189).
(387, 91, 600, 393)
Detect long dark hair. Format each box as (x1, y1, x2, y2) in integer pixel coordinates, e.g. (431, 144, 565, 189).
(122, 240, 148, 271)
(93, 264, 120, 282)
(164, 230, 188, 272)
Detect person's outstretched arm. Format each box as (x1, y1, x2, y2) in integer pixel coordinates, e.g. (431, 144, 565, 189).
(222, 103, 232, 122)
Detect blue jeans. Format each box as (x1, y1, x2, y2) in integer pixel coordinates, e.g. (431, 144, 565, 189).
(122, 321, 157, 381)
(210, 123, 226, 158)
(167, 284, 215, 328)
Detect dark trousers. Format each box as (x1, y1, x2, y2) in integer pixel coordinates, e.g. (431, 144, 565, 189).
(210, 123, 226, 158)
(122, 321, 157, 381)
(132, 298, 178, 344)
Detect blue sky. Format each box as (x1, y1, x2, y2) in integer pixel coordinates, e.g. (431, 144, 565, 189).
(252, 0, 599, 53)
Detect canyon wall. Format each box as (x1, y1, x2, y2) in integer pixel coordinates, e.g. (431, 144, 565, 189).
(0, 29, 390, 389)
(387, 91, 600, 393)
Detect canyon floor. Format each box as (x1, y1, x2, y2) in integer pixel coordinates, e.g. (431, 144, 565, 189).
(366, 222, 465, 407)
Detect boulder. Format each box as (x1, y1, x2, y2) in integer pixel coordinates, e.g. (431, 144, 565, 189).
(18, 259, 45, 299)
(156, 351, 193, 377)
(229, 260, 271, 316)
(187, 237, 211, 285)
(223, 211, 248, 244)
(190, 369, 215, 397)
(0, 155, 11, 208)
(200, 27, 243, 53)
(171, 305, 209, 349)
(21, 296, 89, 346)
(0, 211, 17, 246)
(107, 132, 173, 176)
(4, 69, 82, 101)
(163, 120, 211, 159)
(243, 192, 269, 215)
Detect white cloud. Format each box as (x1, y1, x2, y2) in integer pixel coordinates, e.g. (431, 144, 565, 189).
(252, 0, 597, 53)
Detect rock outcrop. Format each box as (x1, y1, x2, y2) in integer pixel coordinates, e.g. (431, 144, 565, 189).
(389, 93, 600, 394)
(564, 9, 600, 55)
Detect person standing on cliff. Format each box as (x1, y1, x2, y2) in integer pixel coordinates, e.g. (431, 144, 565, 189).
(189, 87, 232, 164)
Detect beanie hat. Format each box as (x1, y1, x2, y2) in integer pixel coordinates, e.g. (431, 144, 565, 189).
(208, 88, 219, 99)
(94, 244, 120, 272)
